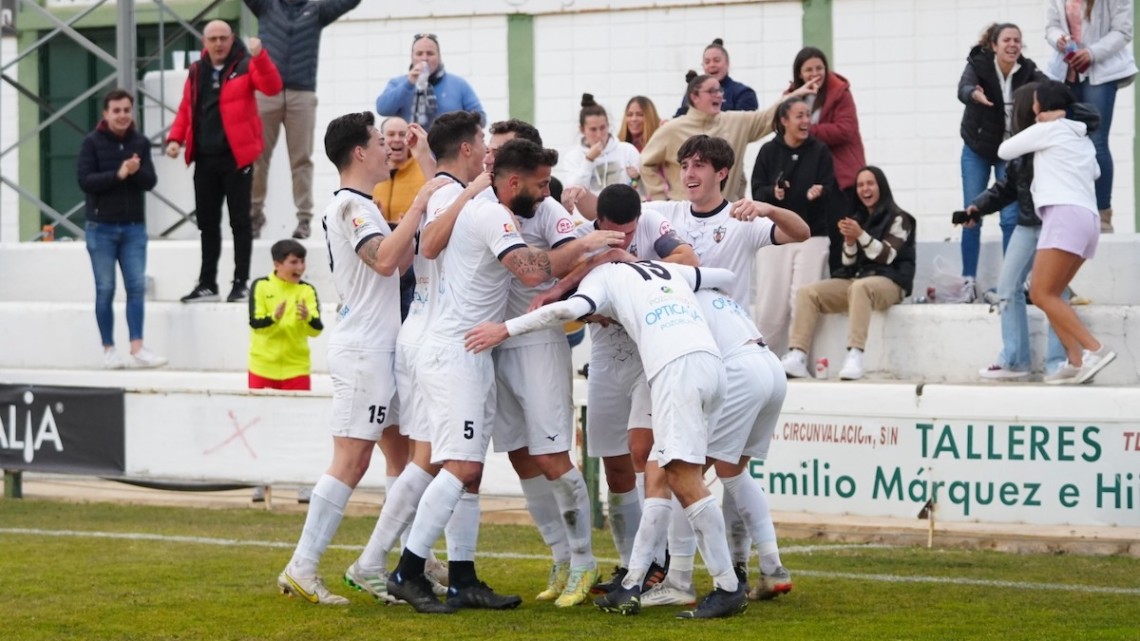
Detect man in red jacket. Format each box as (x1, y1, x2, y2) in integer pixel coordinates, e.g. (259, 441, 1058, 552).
(167, 20, 283, 303)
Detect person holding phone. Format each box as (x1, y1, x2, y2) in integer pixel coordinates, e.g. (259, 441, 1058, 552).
(750, 96, 838, 355)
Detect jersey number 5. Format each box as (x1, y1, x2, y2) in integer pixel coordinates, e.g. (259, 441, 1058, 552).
(463, 420, 475, 440)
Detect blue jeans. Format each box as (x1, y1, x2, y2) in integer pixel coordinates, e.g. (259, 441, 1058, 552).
(86, 221, 148, 346)
(960, 145, 1017, 278)
(995, 225, 1066, 374)
(1070, 79, 1117, 210)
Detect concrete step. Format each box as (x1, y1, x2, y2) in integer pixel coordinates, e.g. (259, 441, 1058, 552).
(0, 239, 335, 304)
(4, 235, 1140, 305)
(775, 302, 1140, 385)
(2, 300, 1136, 384)
(0, 301, 337, 372)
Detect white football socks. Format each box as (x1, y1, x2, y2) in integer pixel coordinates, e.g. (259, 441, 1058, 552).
(685, 495, 738, 593)
(721, 471, 782, 574)
(289, 474, 352, 577)
(405, 469, 465, 559)
(720, 483, 752, 565)
(621, 497, 671, 590)
(667, 496, 697, 591)
(551, 468, 595, 568)
(521, 475, 571, 564)
(446, 491, 480, 562)
(607, 488, 641, 567)
(356, 464, 433, 574)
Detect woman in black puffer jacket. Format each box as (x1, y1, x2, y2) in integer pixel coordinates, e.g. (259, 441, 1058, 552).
(957, 22, 1047, 297)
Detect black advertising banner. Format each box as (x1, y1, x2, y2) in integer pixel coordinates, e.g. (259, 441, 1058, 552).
(0, 384, 125, 475)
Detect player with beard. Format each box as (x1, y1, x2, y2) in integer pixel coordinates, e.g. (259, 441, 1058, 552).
(465, 259, 750, 619)
(387, 139, 623, 613)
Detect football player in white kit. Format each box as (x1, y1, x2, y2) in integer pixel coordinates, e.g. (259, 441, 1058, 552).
(386, 139, 623, 613)
(466, 259, 750, 619)
(694, 288, 792, 601)
(542, 183, 697, 595)
(565, 134, 808, 604)
(345, 111, 490, 603)
(277, 112, 448, 605)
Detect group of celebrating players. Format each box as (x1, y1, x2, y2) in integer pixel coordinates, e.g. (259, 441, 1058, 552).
(275, 108, 810, 619)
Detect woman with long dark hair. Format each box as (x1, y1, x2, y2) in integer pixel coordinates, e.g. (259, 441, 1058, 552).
(957, 22, 1047, 300)
(750, 96, 838, 355)
(781, 167, 915, 381)
(786, 47, 866, 271)
(998, 79, 1113, 384)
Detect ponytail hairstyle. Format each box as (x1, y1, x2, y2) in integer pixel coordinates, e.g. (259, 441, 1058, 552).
(791, 46, 830, 113)
(578, 93, 608, 128)
(1010, 82, 1038, 135)
(773, 96, 809, 137)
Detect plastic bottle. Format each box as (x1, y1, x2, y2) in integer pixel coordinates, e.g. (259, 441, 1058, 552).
(415, 61, 430, 92)
(815, 357, 829, 380)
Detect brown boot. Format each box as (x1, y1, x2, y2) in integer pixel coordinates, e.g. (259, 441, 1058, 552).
(1099, 208, 1114, 234)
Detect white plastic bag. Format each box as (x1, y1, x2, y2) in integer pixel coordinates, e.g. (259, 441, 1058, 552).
(929, 255, 972, 304)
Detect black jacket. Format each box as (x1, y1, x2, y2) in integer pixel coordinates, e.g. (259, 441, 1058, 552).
(244, 0, 360, 91)
(76, 121, 157, 224)
(958, 46, 1047, 162)
(833, 197, 917, 295)
(751, 135, 837, 237)
(971, 102, 1102, 228)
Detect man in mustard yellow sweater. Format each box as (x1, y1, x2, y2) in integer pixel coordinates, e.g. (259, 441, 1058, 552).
(248, 239, 324, 390)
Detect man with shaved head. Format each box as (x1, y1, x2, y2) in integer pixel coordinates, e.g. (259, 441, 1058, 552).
(167, 20, 283, 304)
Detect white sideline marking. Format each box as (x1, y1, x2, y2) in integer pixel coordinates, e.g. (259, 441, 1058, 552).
(4, 528, 1138, 596)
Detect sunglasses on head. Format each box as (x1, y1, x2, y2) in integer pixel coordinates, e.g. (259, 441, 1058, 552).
(413, 33, 438, 44)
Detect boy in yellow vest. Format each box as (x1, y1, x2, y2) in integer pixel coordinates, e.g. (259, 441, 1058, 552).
(248, 239, 323, 390)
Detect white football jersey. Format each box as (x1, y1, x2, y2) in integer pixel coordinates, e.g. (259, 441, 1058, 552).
(572, 261, 721, 380)
(644, 199, 776, 307)
(694, 289, 764, 359)
(322, 188, 401, 350)
(397, 175, 466, 347)
(502, 198, 578, 348)
(424, 199, 528, 344)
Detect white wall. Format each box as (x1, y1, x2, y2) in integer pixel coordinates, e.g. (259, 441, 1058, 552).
(834, 0, 1136, 240)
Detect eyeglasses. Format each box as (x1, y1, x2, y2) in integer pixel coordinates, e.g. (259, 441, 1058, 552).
(700, 87, 725, 95)
(412, 33, 438, 44)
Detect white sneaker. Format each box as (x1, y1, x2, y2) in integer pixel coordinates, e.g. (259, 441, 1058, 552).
(781, 349, 810, 378)
(103, 349, 127, 370)
(839, 348, 864, 380)
(1074, 346, 1116, 385)
(343, 562, 404, 604)
(129, 348, 168, 369)
(638, 581, 697, 607)
(978, 364, 1029, 380)
(1044, 361, 1080, 385)
(277, 568, 349, 605)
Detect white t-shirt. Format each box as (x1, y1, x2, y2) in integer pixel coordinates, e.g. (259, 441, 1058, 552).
(502, 198, 579, 348)
(694, 289, 764, 360)
(506, 261, 733, 380)
(425, 199, 528, 344)
(322, 188, 401, 350)
(398, 175, 466, 347)
(644, 199, 776, 307)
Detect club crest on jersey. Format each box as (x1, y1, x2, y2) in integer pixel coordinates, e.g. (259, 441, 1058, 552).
(660, 285, 674, 294)
(352, 216, 367, 228)
(556, 218, 575, 234)
(713, 225, 726, 243)
(503, 222, 516, 234)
